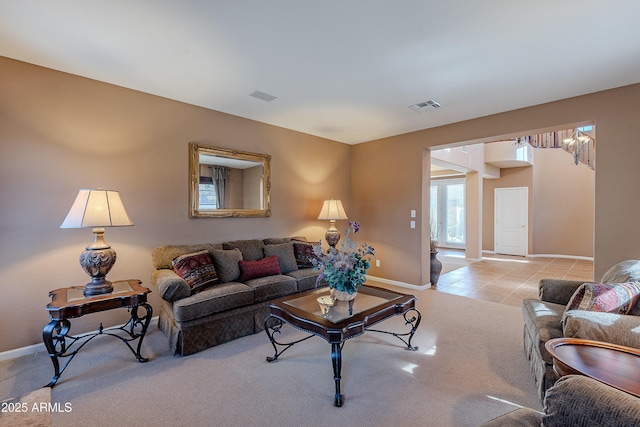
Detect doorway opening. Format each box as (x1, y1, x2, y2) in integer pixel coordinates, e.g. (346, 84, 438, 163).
(430, 178, 466, 250)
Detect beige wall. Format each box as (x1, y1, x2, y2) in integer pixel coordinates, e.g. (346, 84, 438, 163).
(353, 83, 640, 286)
(531, 148, 594, 257)
(0, 57, 350, 352)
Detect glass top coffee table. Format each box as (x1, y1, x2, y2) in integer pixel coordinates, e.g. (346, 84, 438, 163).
(264, 285, 421, 407)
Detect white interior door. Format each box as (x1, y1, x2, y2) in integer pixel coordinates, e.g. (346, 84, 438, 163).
(494, 187, 528, 256)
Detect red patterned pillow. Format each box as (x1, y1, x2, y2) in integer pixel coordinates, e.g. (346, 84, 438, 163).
(239, 255, 281, 281)
(566, 282, 640, 315)
(172, 250, 219, 293)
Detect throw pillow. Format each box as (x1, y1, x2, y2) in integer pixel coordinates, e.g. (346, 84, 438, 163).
(564, 282, 640, 316)
(293, 242, 317, 268)
(239, 255, 281, 282)
(210, 248, 243, 283)
(263, 242, 298, 273)
(172, 250, 219, 293)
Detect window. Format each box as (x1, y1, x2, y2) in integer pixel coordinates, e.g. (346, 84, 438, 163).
(199, 181, 217, 210)
(430, 179, 466, 248)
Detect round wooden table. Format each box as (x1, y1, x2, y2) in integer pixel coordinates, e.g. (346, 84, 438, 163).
(545, 337, 640, 397)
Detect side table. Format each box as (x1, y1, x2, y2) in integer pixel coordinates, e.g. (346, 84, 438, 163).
(43, 279, 153, 387)
(545, 337, 640, 397)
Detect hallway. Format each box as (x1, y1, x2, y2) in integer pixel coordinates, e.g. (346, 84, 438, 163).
(434, 250, 594, 308)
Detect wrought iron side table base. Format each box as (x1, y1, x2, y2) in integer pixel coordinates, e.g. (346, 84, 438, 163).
(264, 307, 421, 407)
(43, 302, 152, 387)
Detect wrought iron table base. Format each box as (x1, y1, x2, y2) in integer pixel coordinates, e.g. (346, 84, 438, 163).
(264, 308, 421, 407)
(42, 303, 153, 387)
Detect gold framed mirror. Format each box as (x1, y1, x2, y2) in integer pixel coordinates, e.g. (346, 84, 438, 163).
(189, 143, 271, 218)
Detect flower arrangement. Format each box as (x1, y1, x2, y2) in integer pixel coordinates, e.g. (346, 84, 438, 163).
(312, 221, 375, 296)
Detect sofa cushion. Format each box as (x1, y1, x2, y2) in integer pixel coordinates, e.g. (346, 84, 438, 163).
(243, 274, 297, 302)
(522, 299, 565, 364)
(211, 248, 243, 283)
(264, 242, 298, 273)
(239, 255, 281, 281)
(292, 241, 317, 268)
(542, 375, 640, 426)
(222, 239, 265, 261)
(562, 310, 640, 349)
(286, 268, 322, 292)
(172, 250, 220, 294)
(564, 282, 640, 317)
(172, 282, 255, 322)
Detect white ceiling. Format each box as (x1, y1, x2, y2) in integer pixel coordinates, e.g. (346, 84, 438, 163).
(1, 1, 640, 144)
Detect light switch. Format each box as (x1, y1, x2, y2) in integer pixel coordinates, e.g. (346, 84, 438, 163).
(410, 210, 416, 218)
(410, 220, 416, 229)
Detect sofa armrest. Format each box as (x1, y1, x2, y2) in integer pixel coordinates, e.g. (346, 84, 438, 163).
(538, 279, 585, 305)
(562, 310, 640, 349)
(542, 375, 640, 426)
(151, 269, 191, 302)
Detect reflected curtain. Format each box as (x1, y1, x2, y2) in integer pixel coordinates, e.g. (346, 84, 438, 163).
(212, 166, 229, 209)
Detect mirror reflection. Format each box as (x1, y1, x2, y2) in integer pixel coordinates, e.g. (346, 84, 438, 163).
(189, 143, 271, 217)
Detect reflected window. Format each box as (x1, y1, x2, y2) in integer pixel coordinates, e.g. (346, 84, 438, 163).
(199, 182, 217, 210)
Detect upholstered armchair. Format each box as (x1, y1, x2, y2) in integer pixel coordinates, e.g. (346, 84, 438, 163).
(522, 260, 640, 400)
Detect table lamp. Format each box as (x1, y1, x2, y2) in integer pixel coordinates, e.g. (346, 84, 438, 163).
(317, 199, 348, 248)
(60, 189, 134, 296)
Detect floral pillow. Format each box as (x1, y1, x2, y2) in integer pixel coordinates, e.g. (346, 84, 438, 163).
(293, 242, 317, 268)
(172, 250, 219, 293)
(239, 255, 281, 282)
(565, 282, 640, 316)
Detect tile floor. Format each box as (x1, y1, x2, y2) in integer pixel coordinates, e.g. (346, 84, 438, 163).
(434, 249, 594, 308)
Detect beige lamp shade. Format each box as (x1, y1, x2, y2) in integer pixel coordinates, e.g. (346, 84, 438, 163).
(61, 189, 133, 296)
(317, 199, 348, 221)
(61, 189, 134, 228)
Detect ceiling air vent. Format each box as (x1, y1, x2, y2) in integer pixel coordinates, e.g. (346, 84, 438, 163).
(249, 90, 278, 102)
(409, 99, 441, 112)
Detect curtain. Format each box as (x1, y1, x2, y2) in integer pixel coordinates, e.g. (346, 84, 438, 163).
(212, 165, 229, 209)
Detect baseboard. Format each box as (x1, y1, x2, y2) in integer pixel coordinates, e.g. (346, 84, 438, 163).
(528, 254, 594, 261)
(483, 250, 593, 262)
(367, 275, 431, 291)
(0, 316, 159, 362)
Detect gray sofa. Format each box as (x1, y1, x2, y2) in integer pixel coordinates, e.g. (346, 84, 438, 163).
(482, 375, 640, 426)
(151, 237, 322, 356)
(522, 260, 640, 400)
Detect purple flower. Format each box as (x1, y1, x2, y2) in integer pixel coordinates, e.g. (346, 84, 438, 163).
(311, 222, 375, 294)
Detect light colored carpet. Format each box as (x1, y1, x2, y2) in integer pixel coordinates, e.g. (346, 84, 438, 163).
(0, 289, 540, 427)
